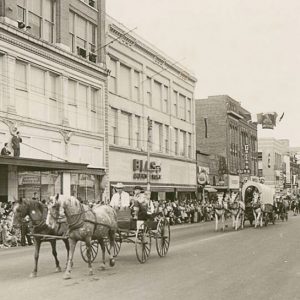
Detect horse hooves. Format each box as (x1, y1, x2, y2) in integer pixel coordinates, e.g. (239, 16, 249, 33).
(63, 273, 71, 280)
(99, 263, 106, 271)
(89, 270, 94, 276)
(55, 267, 62, 273)
(29, 272, 37, 278)
(109, 259, 115, 267)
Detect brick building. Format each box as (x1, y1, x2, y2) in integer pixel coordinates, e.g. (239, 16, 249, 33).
(195, 95, 258, 190)
(0, 0, 108, 203)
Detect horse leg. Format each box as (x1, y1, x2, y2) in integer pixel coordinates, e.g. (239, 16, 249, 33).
(98, 238, 106, 270)
(215, 213, 218, 231)
(50, 240, 61, 273)
(63, 238, 77, 280)
(235, 213, 239, 230)
(222, 213, 225, 231)
(108, 230, 116, 267)
(85, 238, 94, 276)
(62, 239, 70, 269)
(30, 238, 41, 278)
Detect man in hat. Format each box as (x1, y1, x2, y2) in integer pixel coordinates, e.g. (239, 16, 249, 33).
(110, 182, 130, 210)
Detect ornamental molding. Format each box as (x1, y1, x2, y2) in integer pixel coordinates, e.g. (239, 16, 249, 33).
(59, 130, 73, 144)
(108, 23, 197, 83)
(1, 118, 23, 135)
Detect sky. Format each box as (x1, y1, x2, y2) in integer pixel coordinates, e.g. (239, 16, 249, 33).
(107, 0, 300, 146)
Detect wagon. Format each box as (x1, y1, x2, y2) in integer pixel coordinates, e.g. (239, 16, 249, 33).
(242, 180, 276, 227)
(80, 210, 170, 264)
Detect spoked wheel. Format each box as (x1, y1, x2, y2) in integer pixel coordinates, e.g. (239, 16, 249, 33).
(135, 223, 151, 263)
(156, 218, 170, 257)
(105, 231, 122, 257)
(80, 240, 99, 263)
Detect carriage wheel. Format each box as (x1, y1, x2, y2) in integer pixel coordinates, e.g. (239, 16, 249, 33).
(105, 231, 122, 257)
(135, 223, 151, 263)
(80, 240, 98, 263)
(156, 218, 170, 257)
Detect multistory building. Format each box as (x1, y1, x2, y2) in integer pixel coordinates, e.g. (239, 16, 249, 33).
(195, 95, 258, 191)
(106, 16, 197, 201)
(0, 0, 108, 203)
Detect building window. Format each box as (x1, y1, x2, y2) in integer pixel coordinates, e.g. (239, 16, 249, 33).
(133, 70, 140, 101)
(119, 64, 131, 98)
(153, 122, 163, 152)
(69, 11, 97, 62)
(187, 98, 192, 122)
(179, 94, 186, 120)
(162, 85, 169, 113)
(110, 107, 118, 145)
(153, 80, 162, 110)
(145, 77, 152, 106)
(31, 66, 45, 95)
(179, 130, 186, 156)
(164, 125, 169, 154)
(49, 72, 58, 99)
(119, 111, 131, 146)
(81, 0, 97, 9)
(17, 0, 56, 42)
(188, 132, 192, 158)
(71, 173, 100, 203)
(91, 88, 98, 112)
(15, 60, 27, 91)
(68, 79, 77, 105)
(134, 115, 141, 149)
(172, 90, 178, 117)
(174, 128, 178, 155)
(109, 59, 117, 93)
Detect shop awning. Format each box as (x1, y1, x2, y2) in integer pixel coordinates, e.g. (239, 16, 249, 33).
(0, 156, 88, 171)
(176, 186, 197, 192)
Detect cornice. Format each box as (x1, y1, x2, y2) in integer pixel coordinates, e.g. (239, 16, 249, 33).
(108, 24, 197, 84)
(0, 23, 108, 80)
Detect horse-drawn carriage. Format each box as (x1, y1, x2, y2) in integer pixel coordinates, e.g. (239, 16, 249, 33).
(80, 209, 170, 264)
(242, 181, 276, 227)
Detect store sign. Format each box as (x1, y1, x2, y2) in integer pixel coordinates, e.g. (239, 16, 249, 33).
(21, 176, 40, 185)
(243, 145, 251, 174)
(228, 175, 240, 189)
(197, 166, 209, 185)
(132, 159, 162, 180)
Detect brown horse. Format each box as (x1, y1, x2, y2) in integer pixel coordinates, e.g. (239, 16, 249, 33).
(12, 198, 69, 277)
(47, 194, 118, 279)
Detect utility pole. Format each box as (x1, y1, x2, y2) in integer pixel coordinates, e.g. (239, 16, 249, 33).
(147, 116, 152, 192)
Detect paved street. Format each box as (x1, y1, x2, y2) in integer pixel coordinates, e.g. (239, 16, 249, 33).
(1, 215, 300, 300)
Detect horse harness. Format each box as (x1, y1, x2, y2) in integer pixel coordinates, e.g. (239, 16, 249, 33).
(66, 204, 112, 234)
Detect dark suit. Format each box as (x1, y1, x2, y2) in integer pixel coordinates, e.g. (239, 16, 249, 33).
(12, 135, 22, 157)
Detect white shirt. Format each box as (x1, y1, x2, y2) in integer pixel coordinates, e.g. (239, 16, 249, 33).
(110, 191, 130, 209)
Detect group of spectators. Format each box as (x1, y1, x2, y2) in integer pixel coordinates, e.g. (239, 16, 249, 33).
(0, 196, 34, 249)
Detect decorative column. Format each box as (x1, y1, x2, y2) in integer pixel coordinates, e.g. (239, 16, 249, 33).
(7, 165, 18, 202)
(3, 54, 16, 114)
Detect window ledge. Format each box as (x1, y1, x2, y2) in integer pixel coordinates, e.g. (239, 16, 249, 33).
(79, 0, 98, 12)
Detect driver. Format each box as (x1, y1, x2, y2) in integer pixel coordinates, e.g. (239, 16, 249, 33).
(110, 182, 130, 210)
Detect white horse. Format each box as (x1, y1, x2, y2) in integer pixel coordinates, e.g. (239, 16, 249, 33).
(228, 193, 245, 230)
(252, 192, 263, 228)
(212, 194, 227, 231)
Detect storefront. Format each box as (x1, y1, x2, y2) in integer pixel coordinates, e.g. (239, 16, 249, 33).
(0, 156, 105, 203)
(109, 150, 197, 201)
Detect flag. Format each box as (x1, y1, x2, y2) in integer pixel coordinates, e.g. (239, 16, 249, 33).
(256, 112, 278, 129)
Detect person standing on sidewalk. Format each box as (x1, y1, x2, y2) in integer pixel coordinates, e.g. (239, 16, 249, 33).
(11, 131, 22, 157)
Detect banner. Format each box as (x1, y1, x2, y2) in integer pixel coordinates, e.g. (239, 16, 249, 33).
(257, 112, 278, 129)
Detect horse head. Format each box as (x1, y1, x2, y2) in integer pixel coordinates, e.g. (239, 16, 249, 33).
(13, 198, 45, 228)
(46, 194, 68, 228)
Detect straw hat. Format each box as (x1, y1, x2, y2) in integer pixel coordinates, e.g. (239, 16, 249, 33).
(114, 182, 125, 189)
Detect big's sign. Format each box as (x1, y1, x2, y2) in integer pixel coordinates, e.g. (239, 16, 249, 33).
(132, 159, 162, 180)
